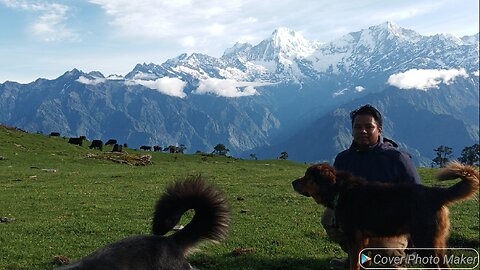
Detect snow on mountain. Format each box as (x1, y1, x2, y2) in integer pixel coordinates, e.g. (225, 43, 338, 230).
(106, 74, 125, 80)
(127, 22, 478, 97)
(22, 22, 480, 100)
(221, 27, 320, 83)
(308, 21, 426, 75)
(222, 42, 253, 57)
(1, 21, 478, 164)
(461, 33, 479, 45)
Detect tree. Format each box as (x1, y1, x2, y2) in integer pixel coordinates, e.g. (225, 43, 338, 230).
(458, 143, 480, 166)
(213, 144, 229, 156)
(177, 144, 187, 154)
(164, 144, 186, 154)
(278, 151, 289, 160)
(249, 153, 258, 160)
(431, 145, 453, 168)
(164, 145, 176, 153)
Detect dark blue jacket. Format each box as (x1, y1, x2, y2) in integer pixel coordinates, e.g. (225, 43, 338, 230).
(333, 136, 421, 184)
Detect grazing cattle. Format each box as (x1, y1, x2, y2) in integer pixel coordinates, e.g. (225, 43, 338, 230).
(89, 140, 103, 151)
(105, 139, 117, 145)
(140, 145, 152, 151)
(112, 144, 123, 152)
(50, 132, 60, 137)
(153, 145, 162, 152)
(68, 137, 85, 146)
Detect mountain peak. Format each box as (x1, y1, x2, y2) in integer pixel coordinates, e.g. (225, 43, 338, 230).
(364, 21, 422, 42)
(461, 33, 479, 45)
(59, 68, 84, 80)
(432, 33, 463, 44)
(375, 21, 399, 31)
(87, 71, 105, 78)
(270, 27, 309, 49)
(125, 62, 161, 80)
(255, 27, 317, 60)
(222, 42, 253, 57)
(271, 27, 297, 39)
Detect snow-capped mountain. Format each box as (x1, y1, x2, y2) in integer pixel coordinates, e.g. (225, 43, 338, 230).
(0, 22, 478, 165)
(124, 21, 478, 98)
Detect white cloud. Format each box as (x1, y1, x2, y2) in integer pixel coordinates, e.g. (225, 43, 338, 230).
(355, 86, 365, 92)
(2, 0, 78, 42)
(474, 70, 480, 77)
(333, 86, 365, 97)
(181, 36, 197, 48)
(207, 23, 226, 36)
(83, 0, 478, 57)
(76, 76, 106, 85)
(387, 68, 469, 90)
(127, 77, 187, 98)
(333, 88, 347, 97)
(194, 78, 263, 97)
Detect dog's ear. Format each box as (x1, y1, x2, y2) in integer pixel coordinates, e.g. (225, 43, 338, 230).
(310, 163, 336, 185)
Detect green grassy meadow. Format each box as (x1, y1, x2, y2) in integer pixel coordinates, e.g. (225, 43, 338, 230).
(0, 126, 478, 270)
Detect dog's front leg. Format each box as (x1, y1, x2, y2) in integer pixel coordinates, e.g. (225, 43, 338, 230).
(348, 232, 368, 270)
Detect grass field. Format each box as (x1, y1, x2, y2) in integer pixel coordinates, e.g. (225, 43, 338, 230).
(0, 125, 478, 270)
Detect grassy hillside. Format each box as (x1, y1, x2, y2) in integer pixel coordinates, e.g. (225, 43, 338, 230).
(0, 125, 478, 270)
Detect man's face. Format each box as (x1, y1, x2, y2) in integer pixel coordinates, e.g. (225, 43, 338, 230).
(352, 114, 382, 146)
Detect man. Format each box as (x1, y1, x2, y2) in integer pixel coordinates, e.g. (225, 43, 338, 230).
(322, 104, 420, 269)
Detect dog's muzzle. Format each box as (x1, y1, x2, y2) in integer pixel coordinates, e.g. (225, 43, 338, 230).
(292, 178, 310, 197)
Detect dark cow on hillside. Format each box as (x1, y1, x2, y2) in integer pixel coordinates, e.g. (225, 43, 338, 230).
(140, 145, 152, 151)
(68, 137, 85, 146)
(112, 144, 123, 152)
(153, 145, 162, 152)
(105, 139, 117, 145)
(89, 140, 103, 151)
(50, 132, 60, 137)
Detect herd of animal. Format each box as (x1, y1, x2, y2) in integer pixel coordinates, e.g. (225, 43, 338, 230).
(50, 132, 169, 153)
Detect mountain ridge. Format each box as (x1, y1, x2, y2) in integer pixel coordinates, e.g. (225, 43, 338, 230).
(0, 21, 478, 165)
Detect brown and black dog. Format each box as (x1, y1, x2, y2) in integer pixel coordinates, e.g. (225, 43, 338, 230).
(292, 161, 479, 270)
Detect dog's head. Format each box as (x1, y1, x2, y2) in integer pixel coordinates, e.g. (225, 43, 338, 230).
(292, 163, 337, 207)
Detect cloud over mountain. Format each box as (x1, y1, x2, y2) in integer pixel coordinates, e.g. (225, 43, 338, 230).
(77, 76, 106, 85)
(387, 68, 469, 90)
(194, 78, 260, 97)
(127, 77, 187, 98)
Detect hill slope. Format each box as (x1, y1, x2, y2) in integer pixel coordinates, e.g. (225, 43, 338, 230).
(0, 126, 478, 270)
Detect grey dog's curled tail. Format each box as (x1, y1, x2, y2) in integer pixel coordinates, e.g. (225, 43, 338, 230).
(151, 175, 230, 250)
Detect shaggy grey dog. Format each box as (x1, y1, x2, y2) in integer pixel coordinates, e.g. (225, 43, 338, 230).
(57, 176, 230, 270)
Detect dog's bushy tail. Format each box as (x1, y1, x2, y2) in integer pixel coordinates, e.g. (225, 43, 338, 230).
(151, 175, 229, 251)
(436, 161, 479, 205)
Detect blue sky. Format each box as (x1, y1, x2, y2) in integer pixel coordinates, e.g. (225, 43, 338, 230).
(0, 0, 478, 83)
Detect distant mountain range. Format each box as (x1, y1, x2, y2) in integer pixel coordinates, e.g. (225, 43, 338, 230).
(1, 21, 478, 166)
